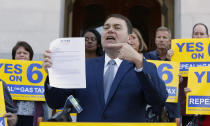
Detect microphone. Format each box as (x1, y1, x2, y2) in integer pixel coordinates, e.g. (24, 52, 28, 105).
(48, 95, 83, 122)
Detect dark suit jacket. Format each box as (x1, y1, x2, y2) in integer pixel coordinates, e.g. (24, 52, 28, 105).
(144, 50, 180, 119)
(45, 56, 168, 122)
(1, 79, 17, 113)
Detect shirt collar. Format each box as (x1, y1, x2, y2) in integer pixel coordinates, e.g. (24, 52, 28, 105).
(155, 50, 169, 61)
(104, 53, 122, 67)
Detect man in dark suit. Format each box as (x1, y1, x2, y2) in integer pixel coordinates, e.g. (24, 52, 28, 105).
(43, 14, 168, 122)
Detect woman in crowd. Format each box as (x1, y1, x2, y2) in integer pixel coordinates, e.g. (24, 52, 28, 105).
(12, 41, 44, 126)
(128, 28, 148, 53)
(82, 29, 104, 58)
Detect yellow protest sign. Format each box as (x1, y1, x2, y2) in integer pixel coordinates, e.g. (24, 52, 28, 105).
(0, 59, 47, 101)
(40, 122, 176, 126)
(0, 81, 8, 126)
(186, 66, 210, 115)
(171, 38, 210, 77)
(148, 60, 179, 103)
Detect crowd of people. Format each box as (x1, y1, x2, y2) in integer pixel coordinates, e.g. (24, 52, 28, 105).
(2, 13, 210, 126)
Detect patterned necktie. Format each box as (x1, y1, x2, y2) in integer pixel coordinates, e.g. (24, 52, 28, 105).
(104, 60, 116, 103)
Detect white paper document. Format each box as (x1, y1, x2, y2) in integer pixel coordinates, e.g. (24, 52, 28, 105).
(48, 38, 86, 88)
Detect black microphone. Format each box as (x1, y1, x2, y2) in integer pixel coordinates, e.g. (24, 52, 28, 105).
(48, 95, 83, 122)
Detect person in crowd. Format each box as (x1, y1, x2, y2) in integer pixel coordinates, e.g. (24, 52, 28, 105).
(12, 41, 44, 126)
(2, 79, 17, 126)
(192, 23, 209, 38)
(128, 28, 148, 53)
(82, 29, 104, 58)
(144, 26, 171, 61)
(144, 26, 180, 125)
(43, 14, 168, 122)
(183, 23, 209, 126)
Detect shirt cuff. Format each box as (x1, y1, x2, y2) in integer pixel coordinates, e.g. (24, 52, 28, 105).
(135, 67, 143, 72)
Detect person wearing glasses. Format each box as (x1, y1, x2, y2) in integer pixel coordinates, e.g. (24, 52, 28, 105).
(82, 29, 104, 58)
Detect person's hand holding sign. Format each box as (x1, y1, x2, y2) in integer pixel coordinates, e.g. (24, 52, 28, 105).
(184, 87, 192, 95)
(43, 49, 52, 73)
(3, 113, 17, 126)
(166, 49, 174, 60)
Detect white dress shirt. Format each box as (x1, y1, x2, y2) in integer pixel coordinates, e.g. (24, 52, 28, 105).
(104, 54, 122, 77)
(104, 53, 143, 77)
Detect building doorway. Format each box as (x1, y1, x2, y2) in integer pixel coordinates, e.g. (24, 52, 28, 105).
(64, 0, 174, 51)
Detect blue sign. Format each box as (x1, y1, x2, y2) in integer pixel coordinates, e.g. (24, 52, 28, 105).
(188, 96, 210, 107)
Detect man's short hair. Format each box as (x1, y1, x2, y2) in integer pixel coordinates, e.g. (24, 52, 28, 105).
(155, 26, 172, 39)
(192, 23, 209, 35)
(105, 14, 133, 34)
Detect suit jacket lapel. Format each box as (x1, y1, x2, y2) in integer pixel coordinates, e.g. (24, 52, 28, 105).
(95, 56, 105, 108)
(105, 60, 133, 106)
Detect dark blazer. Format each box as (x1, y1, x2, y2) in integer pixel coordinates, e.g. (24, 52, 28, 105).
(45, 56, 168, 122)
(1, 79, 17, 113)
(144, 51, 180, 119)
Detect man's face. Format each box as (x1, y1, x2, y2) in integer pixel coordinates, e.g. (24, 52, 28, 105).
(101, 17, 129, 50)
(155, 30, 171, 50)
(192, 24, 209, 38)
